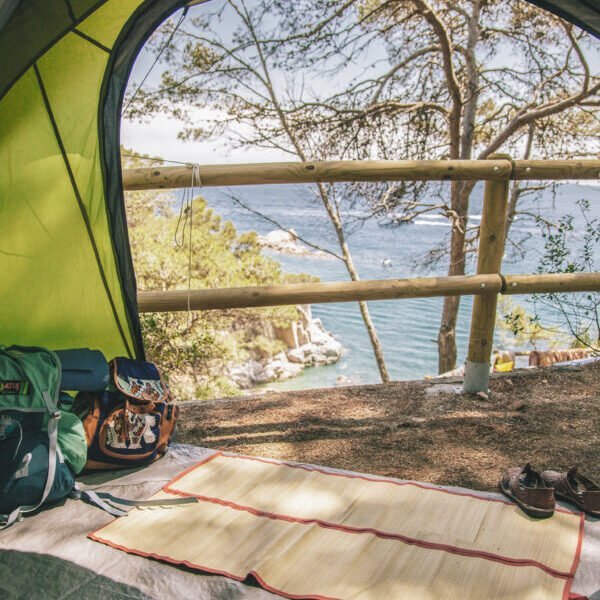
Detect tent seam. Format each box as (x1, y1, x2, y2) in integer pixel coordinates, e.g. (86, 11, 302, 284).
(73, 29, 111, 54)
(64, 0, 76, 22)
(32, 62, 134, 358)
(96, 0, 190, 361)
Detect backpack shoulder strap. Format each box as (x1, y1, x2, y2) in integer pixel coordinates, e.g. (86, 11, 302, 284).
(0, 410, 60, 529)
(0, 350, 62, 530)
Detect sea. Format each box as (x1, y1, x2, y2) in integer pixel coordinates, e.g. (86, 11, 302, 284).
(193, 181, 600, 391)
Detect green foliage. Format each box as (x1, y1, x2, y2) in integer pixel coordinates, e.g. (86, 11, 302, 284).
(497, 199, 599, 354)
(126, 186, 315, 400)
(497, 297, 553, 350)
(537, 200, 600, 274)
(533, 199, 600, 351)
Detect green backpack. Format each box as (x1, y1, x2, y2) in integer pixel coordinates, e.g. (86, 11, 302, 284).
(0, 346, 87, 528)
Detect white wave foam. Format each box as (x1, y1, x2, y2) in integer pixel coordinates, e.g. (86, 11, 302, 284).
(414, 220, 452, 227)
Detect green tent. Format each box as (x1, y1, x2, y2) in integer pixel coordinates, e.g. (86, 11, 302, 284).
(0, 0, 597, 362)
(0, 0, 188, 360)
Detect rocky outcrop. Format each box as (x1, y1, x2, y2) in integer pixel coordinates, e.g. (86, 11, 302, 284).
(257, 229, 330, 258)
(227, 354, 304, 388)
(278, 305, 342, 365)
(227, 305, 343, 389)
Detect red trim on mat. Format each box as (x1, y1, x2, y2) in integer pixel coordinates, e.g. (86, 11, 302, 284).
(88, 530, 339, 600)
(562, 513, 586, 600)
(570, 513, 586, 576)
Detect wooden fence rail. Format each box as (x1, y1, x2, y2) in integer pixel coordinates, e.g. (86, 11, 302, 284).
(138, 274, 501, 312)
(137, 272, 600, 312)
(122, 159, 600, 190)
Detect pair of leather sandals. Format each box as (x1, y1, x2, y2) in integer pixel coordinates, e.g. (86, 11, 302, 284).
(500, 463, 600, 519)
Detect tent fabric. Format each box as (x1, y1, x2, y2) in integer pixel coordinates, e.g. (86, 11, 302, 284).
(0, 0, 186, 360)
(0, 0, 596, 359)
(529, 0, 600, 38)
(0, 445, 277, 600)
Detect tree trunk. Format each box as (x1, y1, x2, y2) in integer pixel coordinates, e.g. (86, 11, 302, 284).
(357, 300, 389, 381)
(438, 296, 459, 374)
(315, 183, 390, 382)
(249, 14, 390, 383)
(436, 1, 481, 374)
(437, 182, 469, 374)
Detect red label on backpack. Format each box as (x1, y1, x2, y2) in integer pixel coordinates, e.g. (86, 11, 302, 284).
(0, 380, 29, 395)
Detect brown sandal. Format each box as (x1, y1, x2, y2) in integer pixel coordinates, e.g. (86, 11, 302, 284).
(541, 467, 600, 518)
(500, 463, 555, 519)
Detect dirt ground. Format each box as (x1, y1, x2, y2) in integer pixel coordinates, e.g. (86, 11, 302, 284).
(177, 362, 600, 492)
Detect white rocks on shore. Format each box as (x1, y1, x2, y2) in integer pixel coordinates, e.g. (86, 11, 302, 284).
(257, 229, 330, 258)
(227, 305, 343, 389)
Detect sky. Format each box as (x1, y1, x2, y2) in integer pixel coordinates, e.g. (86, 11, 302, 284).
(121, 0, 394, 164)
(122, 2, 293, 163)
(122, 109, 287, 164)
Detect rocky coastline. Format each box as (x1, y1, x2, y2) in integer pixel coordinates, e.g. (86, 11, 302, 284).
(227, 304, 343, 390)
(257, 229, 331, 258)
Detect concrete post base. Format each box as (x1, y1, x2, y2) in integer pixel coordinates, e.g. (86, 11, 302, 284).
(463, 360, 490, 394)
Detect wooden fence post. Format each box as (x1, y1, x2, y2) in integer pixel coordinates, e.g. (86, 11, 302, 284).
(463, 155, 512, 393)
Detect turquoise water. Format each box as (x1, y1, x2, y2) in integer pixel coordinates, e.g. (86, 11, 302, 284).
(196, 182, 599, 389)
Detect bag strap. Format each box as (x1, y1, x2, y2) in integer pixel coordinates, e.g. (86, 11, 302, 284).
(0, 348, 62, 530)
(71, 484, 197, 517)
(0, 404, 60, 529)
(37, 396, 60, 509)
